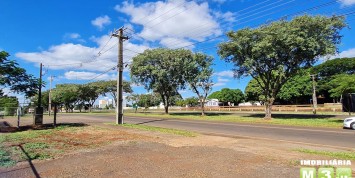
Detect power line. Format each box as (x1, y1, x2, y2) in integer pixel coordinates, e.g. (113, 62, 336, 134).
(97, 36, 113, 56)
(165, 0, 302, 48)
(86, 66, 117, 83)
(171, 0, 341, 50)
(149, 0, 296, 48)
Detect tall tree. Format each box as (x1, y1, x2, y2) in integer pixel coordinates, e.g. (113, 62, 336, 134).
(131, 48, 193, 114)
(31, 90, 50, 110)
(328, 74, 355, 98)
(51, 84, 79, 112)
(208, 88, 244, 106)
(92, 80, 133, 107)
(277, 69, 313, 103)
(0, 96, 18, 115)
(245, 79, 265, 103)
(219, 88, 244, 106)
(218, 15, 345, 119)
(78, 84, 99, 112)
(0, 51, 39, 97)
(135, 93, 161, 108)
(186, 53, 214, 116)
(311, 57, 355, 102)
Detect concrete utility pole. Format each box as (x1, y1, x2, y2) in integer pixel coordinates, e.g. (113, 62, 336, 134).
(48, 75, 54, 116)
(34, 63, 43, 125)
(310, 74, 317, 115)
(112, 27, 129, 125)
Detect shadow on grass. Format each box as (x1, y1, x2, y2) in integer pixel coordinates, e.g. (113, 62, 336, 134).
(0, 123, 88, 133)
(135, 119, 166, 125)
(18, 144, 41, 178)
(245, 113, 339, 120)
(169, 112, 233, 116)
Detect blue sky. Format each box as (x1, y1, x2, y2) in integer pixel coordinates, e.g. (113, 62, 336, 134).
(1, 0, 355, 102)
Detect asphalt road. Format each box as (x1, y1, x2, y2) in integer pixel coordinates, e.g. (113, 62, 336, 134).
(58, 114, 355, 150)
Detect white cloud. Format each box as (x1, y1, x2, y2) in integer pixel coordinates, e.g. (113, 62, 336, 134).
(67, 33, 80, 39)
(217, 77, 229, 83)
(115, 0, 223, 48)
(64, 71, 115, 80)
(213, 82, 226, 87)
(214, 70, 234, 78)
(16, 35, 150, 72)
(338, 0, 355, 6)
(91, 15, 111, 30)
(63, 33, 85, 43)
(328, 48, 355, 60)
(213, 11, 236, 23)
(160, 37, 193, 49)
(213, 77, 230, 87)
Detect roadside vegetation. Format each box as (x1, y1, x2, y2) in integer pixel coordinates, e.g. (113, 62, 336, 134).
(0, 124, 143, 167)
(124, 112, 344, 128)
(108, 123, 197, 137)
(294, 149, 355, 160)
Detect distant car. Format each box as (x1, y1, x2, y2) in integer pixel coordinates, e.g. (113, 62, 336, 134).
(343, 117, 355, 130)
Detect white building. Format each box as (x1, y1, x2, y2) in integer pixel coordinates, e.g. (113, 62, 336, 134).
(99, 100, 108, 108)
(238, 102, 262, 106)
(205, 99, 220, 107)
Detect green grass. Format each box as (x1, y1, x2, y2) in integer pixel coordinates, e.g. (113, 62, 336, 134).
(294, 149, 355, 160)
(0, 125, 72, 143)
(21, 142, 53, 160)
(0, 124, 89, 167)
(0, 147, 16, 167)
(124, 112, 343, 128)
(108, 123, 197, 137)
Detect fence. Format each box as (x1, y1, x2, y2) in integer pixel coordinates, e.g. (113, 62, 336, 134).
(172, 104, 343, 113)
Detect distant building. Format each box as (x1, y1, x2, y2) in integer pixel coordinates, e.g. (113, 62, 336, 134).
(99, 100, 108, 108)
(238, 102, 262, 106)
(205, 99, 220, 107)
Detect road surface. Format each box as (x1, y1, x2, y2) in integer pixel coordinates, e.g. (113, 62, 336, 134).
(57, 114, 355, 150)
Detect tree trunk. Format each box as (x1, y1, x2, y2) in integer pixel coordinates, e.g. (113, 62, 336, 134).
(201, 100, 205, 116)
(163, 95, 169, 114)
(164, 105, 169, 114)
(264, 98, 274, 120)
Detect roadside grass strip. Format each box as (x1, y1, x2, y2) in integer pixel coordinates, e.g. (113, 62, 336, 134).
(294, 148, 355, 160)
(108, 123, 197, 137)
(125, 113, 343, 128)
(0, 124, 137, 167)
(0, 147, 16, 167)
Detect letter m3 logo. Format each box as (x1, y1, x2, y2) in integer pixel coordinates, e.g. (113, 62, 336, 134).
(300, 168, 316, 178)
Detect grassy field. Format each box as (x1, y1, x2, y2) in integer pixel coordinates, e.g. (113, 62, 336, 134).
(123, 112, 345, 128)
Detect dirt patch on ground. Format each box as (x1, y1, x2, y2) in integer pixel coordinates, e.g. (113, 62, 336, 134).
(0, 116, 354, 177)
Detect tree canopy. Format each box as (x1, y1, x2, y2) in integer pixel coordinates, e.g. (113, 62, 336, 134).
(245, 69, 313, 104)
(312, 57, 355, 102)
(0, 51, 39, 97)
(218, 15, 346, 119)
(328, 74, 355, 98)
(130, 48, 193, 114)
(208, 88, 244, 105)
